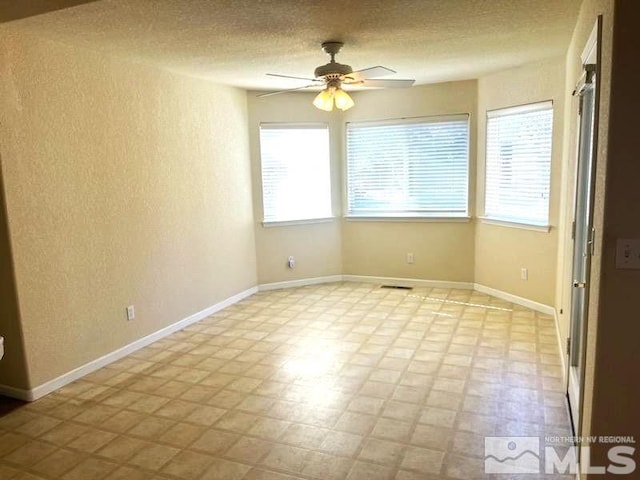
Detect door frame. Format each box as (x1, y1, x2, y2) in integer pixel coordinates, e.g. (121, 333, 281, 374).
(565, 16, 602, 438)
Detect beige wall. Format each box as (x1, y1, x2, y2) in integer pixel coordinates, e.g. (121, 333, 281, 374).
(249, 78, 573, 292)
(0, 3, 577, 396)
(0, 159, 30, 389)
(342, 82, 478, 283)
(557, 0, 613, 402)
(0, 32, 257, 388)
(247, 93, 343, 284)
(0, 0, 96, 393)
(589, 0, 640, 457)
(248, 82, 477, 285)
(475, 58, 566, 306)
(570, 0, 640, 469)
(555, 0, 640, 467)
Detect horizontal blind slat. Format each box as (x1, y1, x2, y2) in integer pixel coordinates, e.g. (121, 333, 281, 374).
(260, 126, 332, 222)
(485, 104, 553, 225)
(347, 118, 469, 216)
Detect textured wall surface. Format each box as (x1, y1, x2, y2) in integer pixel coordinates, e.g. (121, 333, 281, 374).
(248, 81, 478, 285)
(0, 159, 30, 389)
(341, 82, 478, 283)
(0, 1, 585, 396)
(247, 92, 343, 285)
(0, 32, 257, 388)
(475, 58, 566, 306)
(582, 0, 640, 464)
(557, 0, 614, 453)
(556, 0, 614, 404)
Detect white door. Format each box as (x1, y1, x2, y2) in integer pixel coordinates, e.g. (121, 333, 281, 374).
(566, 15, 602, 434)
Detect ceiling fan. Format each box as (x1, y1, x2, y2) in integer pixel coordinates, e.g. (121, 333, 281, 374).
(258, 41, 415, 111)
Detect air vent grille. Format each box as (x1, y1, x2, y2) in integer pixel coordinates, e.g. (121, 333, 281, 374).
(380, 285, 413, 290)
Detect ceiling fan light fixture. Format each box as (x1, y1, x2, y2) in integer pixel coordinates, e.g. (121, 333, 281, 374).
(261, 40, 415, 105)
(313, 87, 336, 111)
(334, 88, 354, 111)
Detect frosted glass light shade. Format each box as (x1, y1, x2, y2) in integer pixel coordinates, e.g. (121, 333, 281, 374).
(313, 88, 335, 111)
(334, 88, 354, 111)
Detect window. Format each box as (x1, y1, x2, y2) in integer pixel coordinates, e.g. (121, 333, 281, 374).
(346, 115, 469, 218)
(259, 124, 332, 223)
(485, 101, 553, 226)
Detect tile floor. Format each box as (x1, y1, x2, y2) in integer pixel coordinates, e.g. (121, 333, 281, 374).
(0, 282, 573, 479)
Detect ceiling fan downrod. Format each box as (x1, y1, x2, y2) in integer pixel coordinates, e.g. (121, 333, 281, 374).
(315, 41, 353, 78)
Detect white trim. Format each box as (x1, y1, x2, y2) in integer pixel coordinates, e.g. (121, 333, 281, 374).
(344, 275, 474, 290)
(487, 100, 553, 119)
(258, 275, 343, 291)
(346, 113, 470, 128)
(5, 286, 257, 402)
(478, 217, 551, 232)
(262, 217, 335, 228)
(0, 383, 33, 402)
(259, 275, 475, 291)
(473, 283, 555, 316)
(581, 21, 598, 64)
(345, 216, 470, 223)
(2, 278, 565, 402)
(554, 309, 567, 379)
(260, 122, 328, 130)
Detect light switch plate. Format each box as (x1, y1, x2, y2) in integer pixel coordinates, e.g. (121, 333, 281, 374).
(615, 239, 640, 269)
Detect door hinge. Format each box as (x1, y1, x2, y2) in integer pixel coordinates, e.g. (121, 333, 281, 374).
(571, 221, 576, 240)
(566, 337, 571, 355)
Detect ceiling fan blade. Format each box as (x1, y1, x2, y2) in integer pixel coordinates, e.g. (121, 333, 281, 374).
(358, 78, 416, 88)
(345, 66, 396, 82)
(266, 73, 322, 82)
(256, 84, 319, 98)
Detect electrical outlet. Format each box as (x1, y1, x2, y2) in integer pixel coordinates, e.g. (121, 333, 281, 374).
(126, 305, 135, 321)
(521, 268, 528, 281)
(406, 253, 414, 264)
(287, 256, 295, 269)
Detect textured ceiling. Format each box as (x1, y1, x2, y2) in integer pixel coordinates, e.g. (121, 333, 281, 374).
(2, 0, 583, 90)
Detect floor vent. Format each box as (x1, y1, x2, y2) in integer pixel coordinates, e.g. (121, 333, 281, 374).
(380, 285, 413, 290)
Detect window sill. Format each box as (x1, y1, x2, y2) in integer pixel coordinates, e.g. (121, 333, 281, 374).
(262, 217, 335, 228)
(478, 217, 551, 232)
(345, 215, 471, 223)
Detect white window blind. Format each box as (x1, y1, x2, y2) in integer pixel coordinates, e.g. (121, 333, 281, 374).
(485, 101, 553, 226)
(259, 124, 332, 223)
(346, 115, 469, 217)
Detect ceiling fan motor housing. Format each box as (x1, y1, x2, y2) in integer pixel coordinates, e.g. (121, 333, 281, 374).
(314, 62, 353, 79)
(315, 41, 353, 79)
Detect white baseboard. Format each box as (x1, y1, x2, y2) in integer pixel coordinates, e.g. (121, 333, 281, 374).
(471, 284, 566, 375)
(473, 283, 555, 316)
(1, 286, 257, 402)
(259, 275, 474, 292)
(0, 383, 32, 402)
(554, 309, 567, 378)
(1, 277, 565, 402)
(343, 275, 474, 290)
(258, 275, 343, 291)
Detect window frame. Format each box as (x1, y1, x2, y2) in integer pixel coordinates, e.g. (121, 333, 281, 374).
(258, 122, 333, 226)
(344, 114, 471, 220)
(482, 100, 554, 229)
